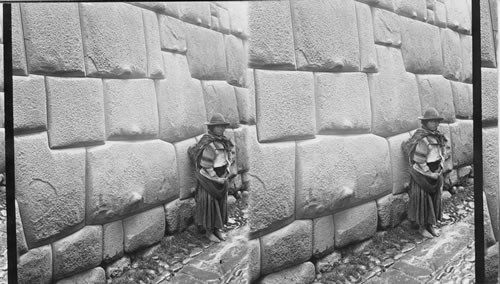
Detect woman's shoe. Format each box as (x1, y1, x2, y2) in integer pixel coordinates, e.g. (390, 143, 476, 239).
(214, 229, 226, 241)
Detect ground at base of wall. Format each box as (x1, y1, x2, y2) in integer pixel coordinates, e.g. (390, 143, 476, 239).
(0, 178, 6, 283)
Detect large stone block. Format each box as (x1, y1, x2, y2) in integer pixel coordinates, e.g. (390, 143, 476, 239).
(334, 201, 378, 248)
(355, 3, 378, 72)
(185, 24, 227, 80)
(201, 81, 239, 128)
(18, 245, 52, 284)
(174, 138, 198, 200)
(143, 9, 164, 78)
(225, 2, 249, 38)
(156, 52, 206, 143)
(13, 75, 47, 132)
(248, 1, 295, 69)
(248, 238, 261, 283)
(233, 125, 249, 173)
(0, 46, 3, 92)
(416, 75, 456, 123)
(315, 72, 371, 133)
(103, 79, 159, 139)
(80, 3, 147, 78)
(441, 28, 464, 81)
(246, 126, 296, 235)
(216, 5, 230, 34)
(394, 0, 427, 21)
(21, 3, 85, 76)
(484, 193, 497, 247)
(86, 140, 178, 224)
(15, 132, 86, 247)
(158, 15, 187, 53)
(234, 86, 256, 125)
(292, 0, 360, 71)
(52, 226, 103, 280)
(255, 70, 315, 142)
(0, 130, 3, 173)
(56, 267, 106, 284)
(400, 17, 443, 74)
(123, 206, 166, 253)
(259, 262, 315, 284)
(434, 1, 447, 27)
(46, 77, 105, 148)
(313, 215, 335, 258)
(444, 0, 471, 34)
(178, 2, 211, 28)
(0, 92, 3, 128)
(103, 221, 123, 263)
(372, 7, 402, 47)
(296, 135, 391, 219)
(482, 68, 498, 122)
(261, 220, 313, 275)
(356, 0, 394, 11)
(130, 2, 179, 18)
(376, 193, 410, 229)
(12, 3, 28, 76)
(483, 127, 499, 240)
(16, 200, 28, 256)
(225, 34, 247, 87)
(460, 34, 472, 83)
(450, 81, 473, 119)
(449, 120, 473, 167)
(165, 198, 196, 234)
(388, 132, 412, 194)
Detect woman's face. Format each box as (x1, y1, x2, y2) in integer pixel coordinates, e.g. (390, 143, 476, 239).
(425, 120, 440, 131)
(213, 125, 226, 136)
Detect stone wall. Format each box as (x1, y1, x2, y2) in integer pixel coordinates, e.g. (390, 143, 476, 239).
(247, 0, 478, 281)
(11, 2, 250, 282)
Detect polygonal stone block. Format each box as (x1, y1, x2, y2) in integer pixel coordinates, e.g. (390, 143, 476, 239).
(46, 77, 105, 148)
(489, 0, 497, 31)
(56, 267, 106, 284)
(259, 262, 315, 284)
(15, 132, 86, 247)
(13, 75, 47, 132)
(248, 1, 295, 69)
(434, 1, 447, 27)
(80, 3, 147, 78)
(296, 134, 391, 219)
(426, 9, 435, 25)
(483, 127, 499, 240)
(103, 79, 159, 139)
(130, 2, 179, 18)
(225, 2, 249, 38)
(394, 0, 427, 21)
(0, 45, 3, 91)
(185, 24, 227, 80)
(249, 238, 261, 283)
(217, 6, 230, 34)
(225, 34, 247, 87)
(416, 75, 456, 123)
(376, 193, 410, 229)
(427, 0, 436, 9)
(0, 92, 3, 128)
(449, 120, 473, 167)
(313, 215, 335, 258)
(233, 125, 250, 173)
(143, 9, 164, 78)
(460, 34, 472, 83)
(292, 0, 360, 71)
(441, 28, 464, 81)
(315, 72, 371, 133)
(156, 52, 206, 143)
(86, 140, 178, 224)
(372, 7, 402, 47)
(52, 226, 103, 280)
(21, 3, 85, 76)
(201, 81, 239, 128)
(355, 3, 378, 72)
(16, 200, 28, 256)
(174, 138, 198, 200)
(388, 132, 412, 194)
(164, 198, 196, 234)
(12, 4, 28, 76)
(234, 87, 256, 125)
(255, 70, 315, 142)
(18, 245, 52, 284)
(261, 220, 313, 275)
(400, 17, 443, 74)
(356, 0, 394, 11)
(484, 192, 496, 247)
(103, 221, 123, 263)
(123, 206, 166, 253)
(444, 0, 471, 34)
(482, 68, 498, 122)
(210, 15, 220, 31)
(334, 201, 378, 248)
(158, 15, 187, 53)
(178, 2, 211, 28)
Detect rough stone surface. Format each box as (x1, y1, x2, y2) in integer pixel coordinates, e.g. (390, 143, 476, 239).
(106, 256, 131, 279)
(316, 251, 342, 273)
(86, 140, 178, 224)
(292, 0, 360, 71)
(225, 34, 247, 86)
(441, 28, 464, 81)
(18, 245, 52, 284)
(15, 132, 86, 247)
(334, 201, 378, 248)
(387, 132, 412, 194)
(12, 3, 28, 76)
(185, 24, 227, 80)
(248, 238, 261, 283)
(103, 79, 159, 139)
(449, 120, 473, 167)
(156, 52, 206, 143)
(103, 221, 123, 263)
(261, 220, 313, 275)
(355, 2, 378, 72)
(52, 226, 103, 280)
(143, 9, 164, 78)
(13, 75, 47, 132)
(130, 2, 179, 18)
(20, 3, 85, 76)
(394, 0, 427, 21)
(444, 0, 471, 34)
(201, 81, 239, 128)
(123, 206, 166, 253)
(483, 127, 499, 240)
(174, 138, 198, 200)
(296, 134, 391, 219)
(56, 267, 106, 284)
(313, 215, 335, 258)
(450, 81, 473, 119)
(377, 193, 410, 229)
(158, 15, 187, 53)
(460, 34, 472, 83)
(482, 68, 498, 122)
(416, 75, 456, 123)
(434, 1, 447, 27)
(178, 2, 211, 28)
(400, 17, 443, 74)
(372, 7, 402, 47)
(248, 1, 295, 69)
(16, 200, 28, 256)
(46, 77, 105, 148)
(234, 86, 255, 125)
(315, 72, 371, 133)
(259, 261, 315, 284)
(255, 70, 315, 142)
(164, 198, 196, 234)
(485, 243, 499, 282)
(80, 3, 147, 78)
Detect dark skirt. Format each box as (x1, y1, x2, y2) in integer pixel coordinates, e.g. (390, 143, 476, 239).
(194, 178, 228, 232)
(407, 175, 442, 226)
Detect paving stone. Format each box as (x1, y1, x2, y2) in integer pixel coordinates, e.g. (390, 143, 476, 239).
(15, 132, 86, 247)
(165, 198, 196, 234)
(13, 75, 47, 132)
(178, 2, 211, 28)
(482, 68, 498, 122)
(315, 72, 371, 133)
(225, 34, 247, 87)
(356, 0, 394, 11)
(123, 206, 165, 253)
(292, 0, 359, 71)
(46, 77, 105, 148)
(185, 24, 227, 80)
(355, 2, 378, 72)
(130, 2, 179, 18)
(174, 138, 198, 200)
(234, 87, 255, 125)
(416, 75, 456, 123)
(367, 268, 421, 283)
(156, 52, 206, 143)
(53, 226, 102, 280)
(143, 9, 164, 78)
(15, 200, 28, 256)
(56, 267, 105, 284)
(376, 193, 410, 229)
(260, 261, 315, 284)
(261, 220, 313, 275)
(313, 215, 335, 258)
(434, 1, 447, 27)
(449, 120, 473, 167)
(296, 134, 391, 219)
(460, 34, 472, 83)
(86, 140, 178, 224)
(248, 1, 295, 69)
(21, 3, 85, 76)
(484, 193, 496, 247)
(387, 132, 412, 194)
(105, 256, 131, 279)
(400, 17, 443, 74)
(225, 2, 249, 38)
(18, 245, 52, 284)
(103, 220, 123, 263)
(80, 3, 147, 78)
(103, 79, 158, 139)
(12, 3, 28, 76)
(483, 127, 499, 240)
(248, 238, 261, 283)
(372, 7, 402, 47)
(394, 0, 427, 21)
(441, 28, 464, 81)
(443, 0, 471, 34)
(201, 81, 239, 129)
(450, 81, 473, 119)
(158, 15, 187, 53)
(334, 201, 378, 248)
(255, 70, 315, 142)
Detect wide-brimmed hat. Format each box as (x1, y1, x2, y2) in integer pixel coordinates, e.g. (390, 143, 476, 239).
(418, 108, 444, 121)
(205, 113, 230, 126)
